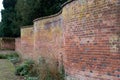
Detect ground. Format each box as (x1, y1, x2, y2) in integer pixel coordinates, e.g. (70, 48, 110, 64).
(0, 59, 18, 80)
(0, 51, 23, 80)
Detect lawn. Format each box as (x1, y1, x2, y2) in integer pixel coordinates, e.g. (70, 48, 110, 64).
(0, 59, 18, 80)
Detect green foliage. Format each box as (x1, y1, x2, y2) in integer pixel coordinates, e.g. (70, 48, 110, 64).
(15, 59, 34, 76)
(0, 0, 67, 37)
(59, 64, 65, 80)
(15, 57, 65, 80)
(25, 76, 39, 80)
(0, 52, 19, 59)
(0, 22, 4, 37)
(0, 54, 6, 59)
(15, 0, 67, 26)
(0, 52, 20, 64)
(15, 59, 39, 80)
(1, 0, 20, 37)
(3, 0, 17, 9)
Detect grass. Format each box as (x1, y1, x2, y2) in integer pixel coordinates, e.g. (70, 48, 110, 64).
(0, 52, 22, 80)
(0, 59, 18, 80)
(0, 52, 19, 59)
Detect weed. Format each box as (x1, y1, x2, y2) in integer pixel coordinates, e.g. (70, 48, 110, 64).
(15, 59, 34, 76)
(36, 57, 65, 80)
(15, 57, 65, 80)
(0, 52, 20, 64)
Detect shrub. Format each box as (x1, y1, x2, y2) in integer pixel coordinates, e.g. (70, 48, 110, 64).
(0, 52, 19, 59)
(15, 57, 65, 80)
(7, 53, 20, 64)
(0, 52, 20, 64)
(15, 59, 40, 80)
(15, 59, 34, 76)
(0, 54, 6, 59)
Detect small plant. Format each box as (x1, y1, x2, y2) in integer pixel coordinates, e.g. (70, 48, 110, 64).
(15, 57, 65, 80)
(59, 64, 65, 80)
(15, 59, 40, 80)
(25, 76, 39, 80)
(0, 52, 19, 59)
(7, 53, 20, 64)
(36, 57, 65, 80)
(15, 59, 34, 76)
(0, 54, 6, 59)
(0, 52, 20, 64)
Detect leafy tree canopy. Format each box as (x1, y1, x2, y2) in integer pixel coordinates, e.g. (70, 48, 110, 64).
(0, 0, 67, 37)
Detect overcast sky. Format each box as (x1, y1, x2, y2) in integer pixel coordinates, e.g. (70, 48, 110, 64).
(0, 0, 3, 22)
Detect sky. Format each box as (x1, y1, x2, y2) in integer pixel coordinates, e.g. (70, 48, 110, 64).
(0, 0, 4, 22)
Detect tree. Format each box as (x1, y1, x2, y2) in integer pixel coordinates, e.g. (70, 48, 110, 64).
(0, 0, 67, 37)
(3, 0, 16, 9)
(0, 22, 4, 37)
(15, 0, 42, 25)
(1, 0, 19, 37)
(15, 0, 67, 26)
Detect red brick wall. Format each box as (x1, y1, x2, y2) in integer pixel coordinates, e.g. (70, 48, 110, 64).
(62, 0, 120, 80)
(15, 0, 120, 80)
(34, 14, 63, 63)
(15, 38, 21, 53)
(15, 26, 34, 59)
(21, 27, 34, 59)
(0, 38, 15, 50)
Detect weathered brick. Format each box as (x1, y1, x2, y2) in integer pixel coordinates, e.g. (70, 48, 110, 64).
(0, 38, 15, 50)
(15, 0, 120, 80)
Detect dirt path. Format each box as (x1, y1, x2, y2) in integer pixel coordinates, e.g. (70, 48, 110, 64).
(0, 59, 18, 80)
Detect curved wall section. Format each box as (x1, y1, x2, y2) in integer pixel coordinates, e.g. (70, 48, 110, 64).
(34, 14, 63, 61)
(62, 0, 120, 80)
(16, 0, 120, 80)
